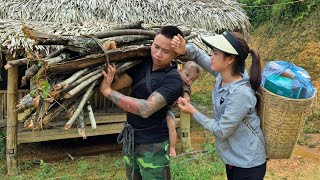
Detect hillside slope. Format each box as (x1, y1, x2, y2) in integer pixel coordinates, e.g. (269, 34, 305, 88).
(250, 7, 320, 89)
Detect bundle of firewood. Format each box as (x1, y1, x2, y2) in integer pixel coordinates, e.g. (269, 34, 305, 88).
(5, 23, 196, 134)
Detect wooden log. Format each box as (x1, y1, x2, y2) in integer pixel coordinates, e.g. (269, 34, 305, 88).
(86, 102, 96, 130)
(45, 52, 70, 65)
(15, 94, 33, 112)
(4, 58, 27, 70)
(103, 36, 152, 47)
(49, 68, 101, 99)
(95, 29, 191, 39)
(46, 46, 150, 74)
(21, 64, 39, 86)
(180, 112, 192, 152)
(53, 68, 88, 91)
(112, 21, 144, 30)
(64, 80, 97, 130)
(23, 26, 155, 56)
(4, 48, 66, 69)
(6, 53, 18, 176)
(18, 107, 35, 121)
(77, 110, 86, 139)
(64, 73, 101, 99)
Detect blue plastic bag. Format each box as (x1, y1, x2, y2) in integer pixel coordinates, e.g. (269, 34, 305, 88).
(262, 61, 315, 99)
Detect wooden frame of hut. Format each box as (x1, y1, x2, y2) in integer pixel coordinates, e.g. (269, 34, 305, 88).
(0, 0, 251, 175)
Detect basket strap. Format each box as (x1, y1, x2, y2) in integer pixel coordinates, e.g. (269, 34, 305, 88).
(243, 120, 265, 148)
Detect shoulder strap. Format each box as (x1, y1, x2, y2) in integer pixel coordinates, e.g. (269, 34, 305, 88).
(243, 120, 265, 148)
(145, 63, 153, 94)
(131, 62, 164, 94)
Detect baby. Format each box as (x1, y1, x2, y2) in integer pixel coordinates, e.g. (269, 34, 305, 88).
(167, 61, 201, 157)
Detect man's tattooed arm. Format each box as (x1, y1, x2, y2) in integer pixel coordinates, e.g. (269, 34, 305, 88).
(107, 90, 167, 118)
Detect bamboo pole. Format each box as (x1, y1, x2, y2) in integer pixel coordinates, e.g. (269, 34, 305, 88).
(180, 112, 192, 152)
(64, 80, 97, 130)
(6, 53, 18, 175)
(53, 68, 89, 91)
(87, 102, 96, 130)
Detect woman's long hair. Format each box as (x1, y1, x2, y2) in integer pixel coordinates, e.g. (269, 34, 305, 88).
(228, 32, 262, 109)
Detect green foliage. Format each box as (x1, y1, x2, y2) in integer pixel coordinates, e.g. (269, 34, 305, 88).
(171, 142, 225, 180)
(238, 0, 319, 26)
(35, 160, 57, 180)
(0, 129, 6, 160)
(40, 81, 50, 99)
(304, 111, 320, 133)
(76, 160, 90, 175)
(297, 133, 311, 146)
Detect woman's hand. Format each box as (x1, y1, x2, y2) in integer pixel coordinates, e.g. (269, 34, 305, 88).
(177, 97, 197, 115)
(100, 63, 116, 96)
(171, 34, 187, 55)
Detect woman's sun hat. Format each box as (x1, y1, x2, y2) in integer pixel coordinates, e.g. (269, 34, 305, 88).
(201, 31, 248, 61)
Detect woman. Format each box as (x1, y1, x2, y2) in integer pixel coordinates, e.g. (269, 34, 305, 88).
(171, 31, 267, 180)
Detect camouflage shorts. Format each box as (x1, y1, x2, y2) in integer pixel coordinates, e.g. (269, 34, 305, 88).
(124, 140, 171, 180)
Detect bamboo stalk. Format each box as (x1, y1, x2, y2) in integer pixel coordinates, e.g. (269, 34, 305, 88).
(49, 68, 101, 99)
(86, 102, 96, 130)
(64, 80, 97, 130)
(63, 60, 140, 99)
(77, 110, 86, 139)
(64, 73, 101, 99)
(53, 68, 88, 91)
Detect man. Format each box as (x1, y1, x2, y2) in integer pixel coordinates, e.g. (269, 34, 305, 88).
(100, 26, 184, 179)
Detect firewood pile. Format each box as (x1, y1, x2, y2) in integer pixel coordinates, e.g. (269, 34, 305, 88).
(4, 22, 197, 135)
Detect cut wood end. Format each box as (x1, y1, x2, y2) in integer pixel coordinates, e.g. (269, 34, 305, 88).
(63, 125, 71, 130)
(64, 93, 72, 99)
(4, 64, 12, 70)
(53, 84, 64, 91)
(102, 40, 117, 50)
(78, 128, 87, 139)
(24, 119, 34, 130)
(32, 95, 40, 108)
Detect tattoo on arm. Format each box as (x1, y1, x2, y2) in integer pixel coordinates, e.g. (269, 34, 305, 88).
(107, 91, 167, 118)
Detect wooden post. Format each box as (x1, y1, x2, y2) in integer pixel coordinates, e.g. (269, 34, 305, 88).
(6, 53, 18, 175)
(180, 112, 192, 152)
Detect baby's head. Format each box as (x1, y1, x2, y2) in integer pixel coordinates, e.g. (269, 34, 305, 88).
(179, 61, 201, 86)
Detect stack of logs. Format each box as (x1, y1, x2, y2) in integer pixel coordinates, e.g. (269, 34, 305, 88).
(5, 22, 196, 137)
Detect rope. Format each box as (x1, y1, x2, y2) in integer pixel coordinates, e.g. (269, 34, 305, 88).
(84, 35, 110, 72)
(117, 123, 135, 157)
(241, 0, 304, 8)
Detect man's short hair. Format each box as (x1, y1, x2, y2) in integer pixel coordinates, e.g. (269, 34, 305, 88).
(158, 26, 184, 39)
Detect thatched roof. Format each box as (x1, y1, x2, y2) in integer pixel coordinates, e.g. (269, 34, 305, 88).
(0, 0, 249, 30)
(0, 0, 250, 53)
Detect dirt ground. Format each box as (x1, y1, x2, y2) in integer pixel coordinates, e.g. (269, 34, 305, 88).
(11, 128, 320, 179)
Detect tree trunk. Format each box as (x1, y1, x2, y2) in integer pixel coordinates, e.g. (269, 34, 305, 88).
(46, 46, 150, 74)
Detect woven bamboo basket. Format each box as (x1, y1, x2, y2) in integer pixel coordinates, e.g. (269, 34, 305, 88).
(259, 86, 315, 159)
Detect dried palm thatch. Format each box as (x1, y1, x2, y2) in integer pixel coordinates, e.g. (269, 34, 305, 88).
(0, 0, 250, 33)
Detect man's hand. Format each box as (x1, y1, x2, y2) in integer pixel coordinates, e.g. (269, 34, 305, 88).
(100, 63, 116, 96)
(171, 34, 187, 55)
(177, 97, 197, 115)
